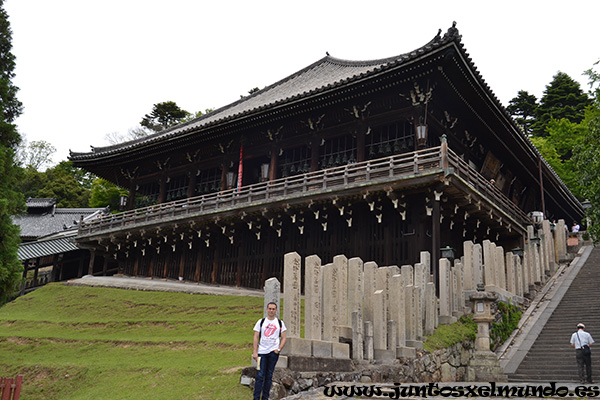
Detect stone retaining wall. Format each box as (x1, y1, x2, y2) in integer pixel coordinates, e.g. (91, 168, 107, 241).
(241, 340, 475, 399)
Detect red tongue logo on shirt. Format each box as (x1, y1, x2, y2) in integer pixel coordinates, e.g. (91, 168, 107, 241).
(264, 323, 276, 337)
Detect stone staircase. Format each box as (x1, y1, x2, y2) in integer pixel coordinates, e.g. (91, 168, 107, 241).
(508, 246, 600, 382)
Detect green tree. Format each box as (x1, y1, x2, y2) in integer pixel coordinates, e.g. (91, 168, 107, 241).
(89, 178, 127, 211)
(36, 161, 90, 207)
(0, 0, 24, 302)
(140, 101, 190, 133)
(507, 90, 538, 135)
(532, 117, 584, 198)
(531, 72, 591, 137)
(574, 61, 600, 240)
(16, 139, 56, 170)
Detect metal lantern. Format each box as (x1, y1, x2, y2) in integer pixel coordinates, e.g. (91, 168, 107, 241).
(440, 245, 455, 262)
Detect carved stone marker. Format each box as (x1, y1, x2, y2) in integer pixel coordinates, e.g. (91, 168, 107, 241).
(284, 252, 302, 338)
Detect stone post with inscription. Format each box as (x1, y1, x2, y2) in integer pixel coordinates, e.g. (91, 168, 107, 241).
(304, 254, 322, 341)
(264, 277, 281, 318)
(283, 252, 302, 338)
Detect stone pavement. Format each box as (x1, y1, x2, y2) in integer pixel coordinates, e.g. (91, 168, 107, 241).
(65, 274, 264, 297)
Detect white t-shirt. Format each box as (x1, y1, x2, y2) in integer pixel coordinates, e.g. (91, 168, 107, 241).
(571, 330, 594, 349)
(254, 317, 287, 354)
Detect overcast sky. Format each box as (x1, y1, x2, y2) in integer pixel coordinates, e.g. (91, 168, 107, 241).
(5, 0, 599, 166)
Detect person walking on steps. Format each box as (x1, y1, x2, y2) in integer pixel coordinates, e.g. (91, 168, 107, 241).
(252, 302, 287, 400)
(571, 323, 595, 383)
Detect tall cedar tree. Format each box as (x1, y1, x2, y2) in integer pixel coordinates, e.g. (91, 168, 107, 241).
(507, 90, 538, 135)
(0, 0, 24, 303)
(531, 72, 591, 137)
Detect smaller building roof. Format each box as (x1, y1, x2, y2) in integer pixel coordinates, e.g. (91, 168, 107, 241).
(13, 203, 108, 241)
(17, 234, 79, 261)
(25, 197, 56, 209)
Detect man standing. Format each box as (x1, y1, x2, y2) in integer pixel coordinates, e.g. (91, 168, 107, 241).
(571, 323, 595, 383)
(253, 302, 287, 400)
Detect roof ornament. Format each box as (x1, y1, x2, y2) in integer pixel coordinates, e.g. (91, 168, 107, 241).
(443, 21, 459, 40)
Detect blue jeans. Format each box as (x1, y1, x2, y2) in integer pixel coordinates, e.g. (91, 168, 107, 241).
(253, 351, 279, 400)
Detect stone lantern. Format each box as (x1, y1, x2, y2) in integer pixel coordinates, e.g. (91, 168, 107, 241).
(470, 289, 496, 352)
(467, 288, 507, 381)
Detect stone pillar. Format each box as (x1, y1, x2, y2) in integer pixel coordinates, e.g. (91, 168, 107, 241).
(364, 321, 374, 361)
(482, 240, 496, 287)
(425, 282, 437, 334)
(363, 261, 378, 325)
(348, 257, 364, 360)
(376, 266, 391, 319)
(283, 252, 301, 338)
(473, 243, 484, 287)
(463, 241, 475, 290)
(405, 284, 415, 343)
(451, 264, 458, 316)
(505, 252, 516, 296)
(495, 246, 506, 290)
(515, 254, 524, 297)
(454, 260, 465, 315)
(438, 258, 454, 324)
(555, 219, 567, 261)
(333, 255, 349, 327)
(372, 290, 386, 351)
(322, 263, 339, 341)
(390, 274, 406, 346)
(538, 228, 548, 280)
(304, 255, 322, 340)
(542, 220, 557, 273)
(527, 226, 541, 285)
(351, 311, 364, 361)
(264, 277, 281, 318)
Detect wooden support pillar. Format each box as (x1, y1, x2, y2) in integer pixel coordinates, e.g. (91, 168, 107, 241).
(269, 148, 278, 181)
(194, 248, 202, 282)
(148, 254, 154, 278)
(127, 181, 136, 210)
(20, 260, 29, 296)
(310, 140, 320, 172)
(211, 248, 220, 284)
(220, 164, 227, 191)
(236, 243, 244, 287)
(78, 256, 85, 278)
(162, 250, 168, 278)
(432, 199, 441, 296)
(178, 250, 186, 279)
(133, 255, 139, 276)
(33, 257, 40, 286)
(188, 170, 197, 199)
(158, 175, 167, 204)
(356, 126, 366, 163)
(88, 250, 96, 275)
(102, 257, 109, 276)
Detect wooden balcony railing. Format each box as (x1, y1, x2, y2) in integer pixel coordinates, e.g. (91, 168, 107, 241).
(77, 146, 531, 236)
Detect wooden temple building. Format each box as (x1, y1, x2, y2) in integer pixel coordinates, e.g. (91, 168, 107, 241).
(69, 23, 583, 289)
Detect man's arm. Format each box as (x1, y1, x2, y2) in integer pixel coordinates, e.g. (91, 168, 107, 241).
(276, 330, 287, 353)
(252, 331, 260, 360)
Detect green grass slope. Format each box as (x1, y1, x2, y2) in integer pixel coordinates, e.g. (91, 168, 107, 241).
(0, 283, 264, 399)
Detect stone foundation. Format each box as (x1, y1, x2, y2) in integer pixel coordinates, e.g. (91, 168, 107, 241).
(241, 340, 476, 399)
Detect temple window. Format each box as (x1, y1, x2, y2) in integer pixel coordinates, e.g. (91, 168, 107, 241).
(280, 146, 311, 178)
(165, 175, 189, 201)
(367, 121, 414, 160)
(195, 167, 222, 195)
(319, 135, 357, 169)
(135, 182, 159, 208)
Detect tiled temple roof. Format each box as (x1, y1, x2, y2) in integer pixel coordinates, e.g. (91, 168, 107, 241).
(69, 24, 463, 160)
(13, 206, 108, 241)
